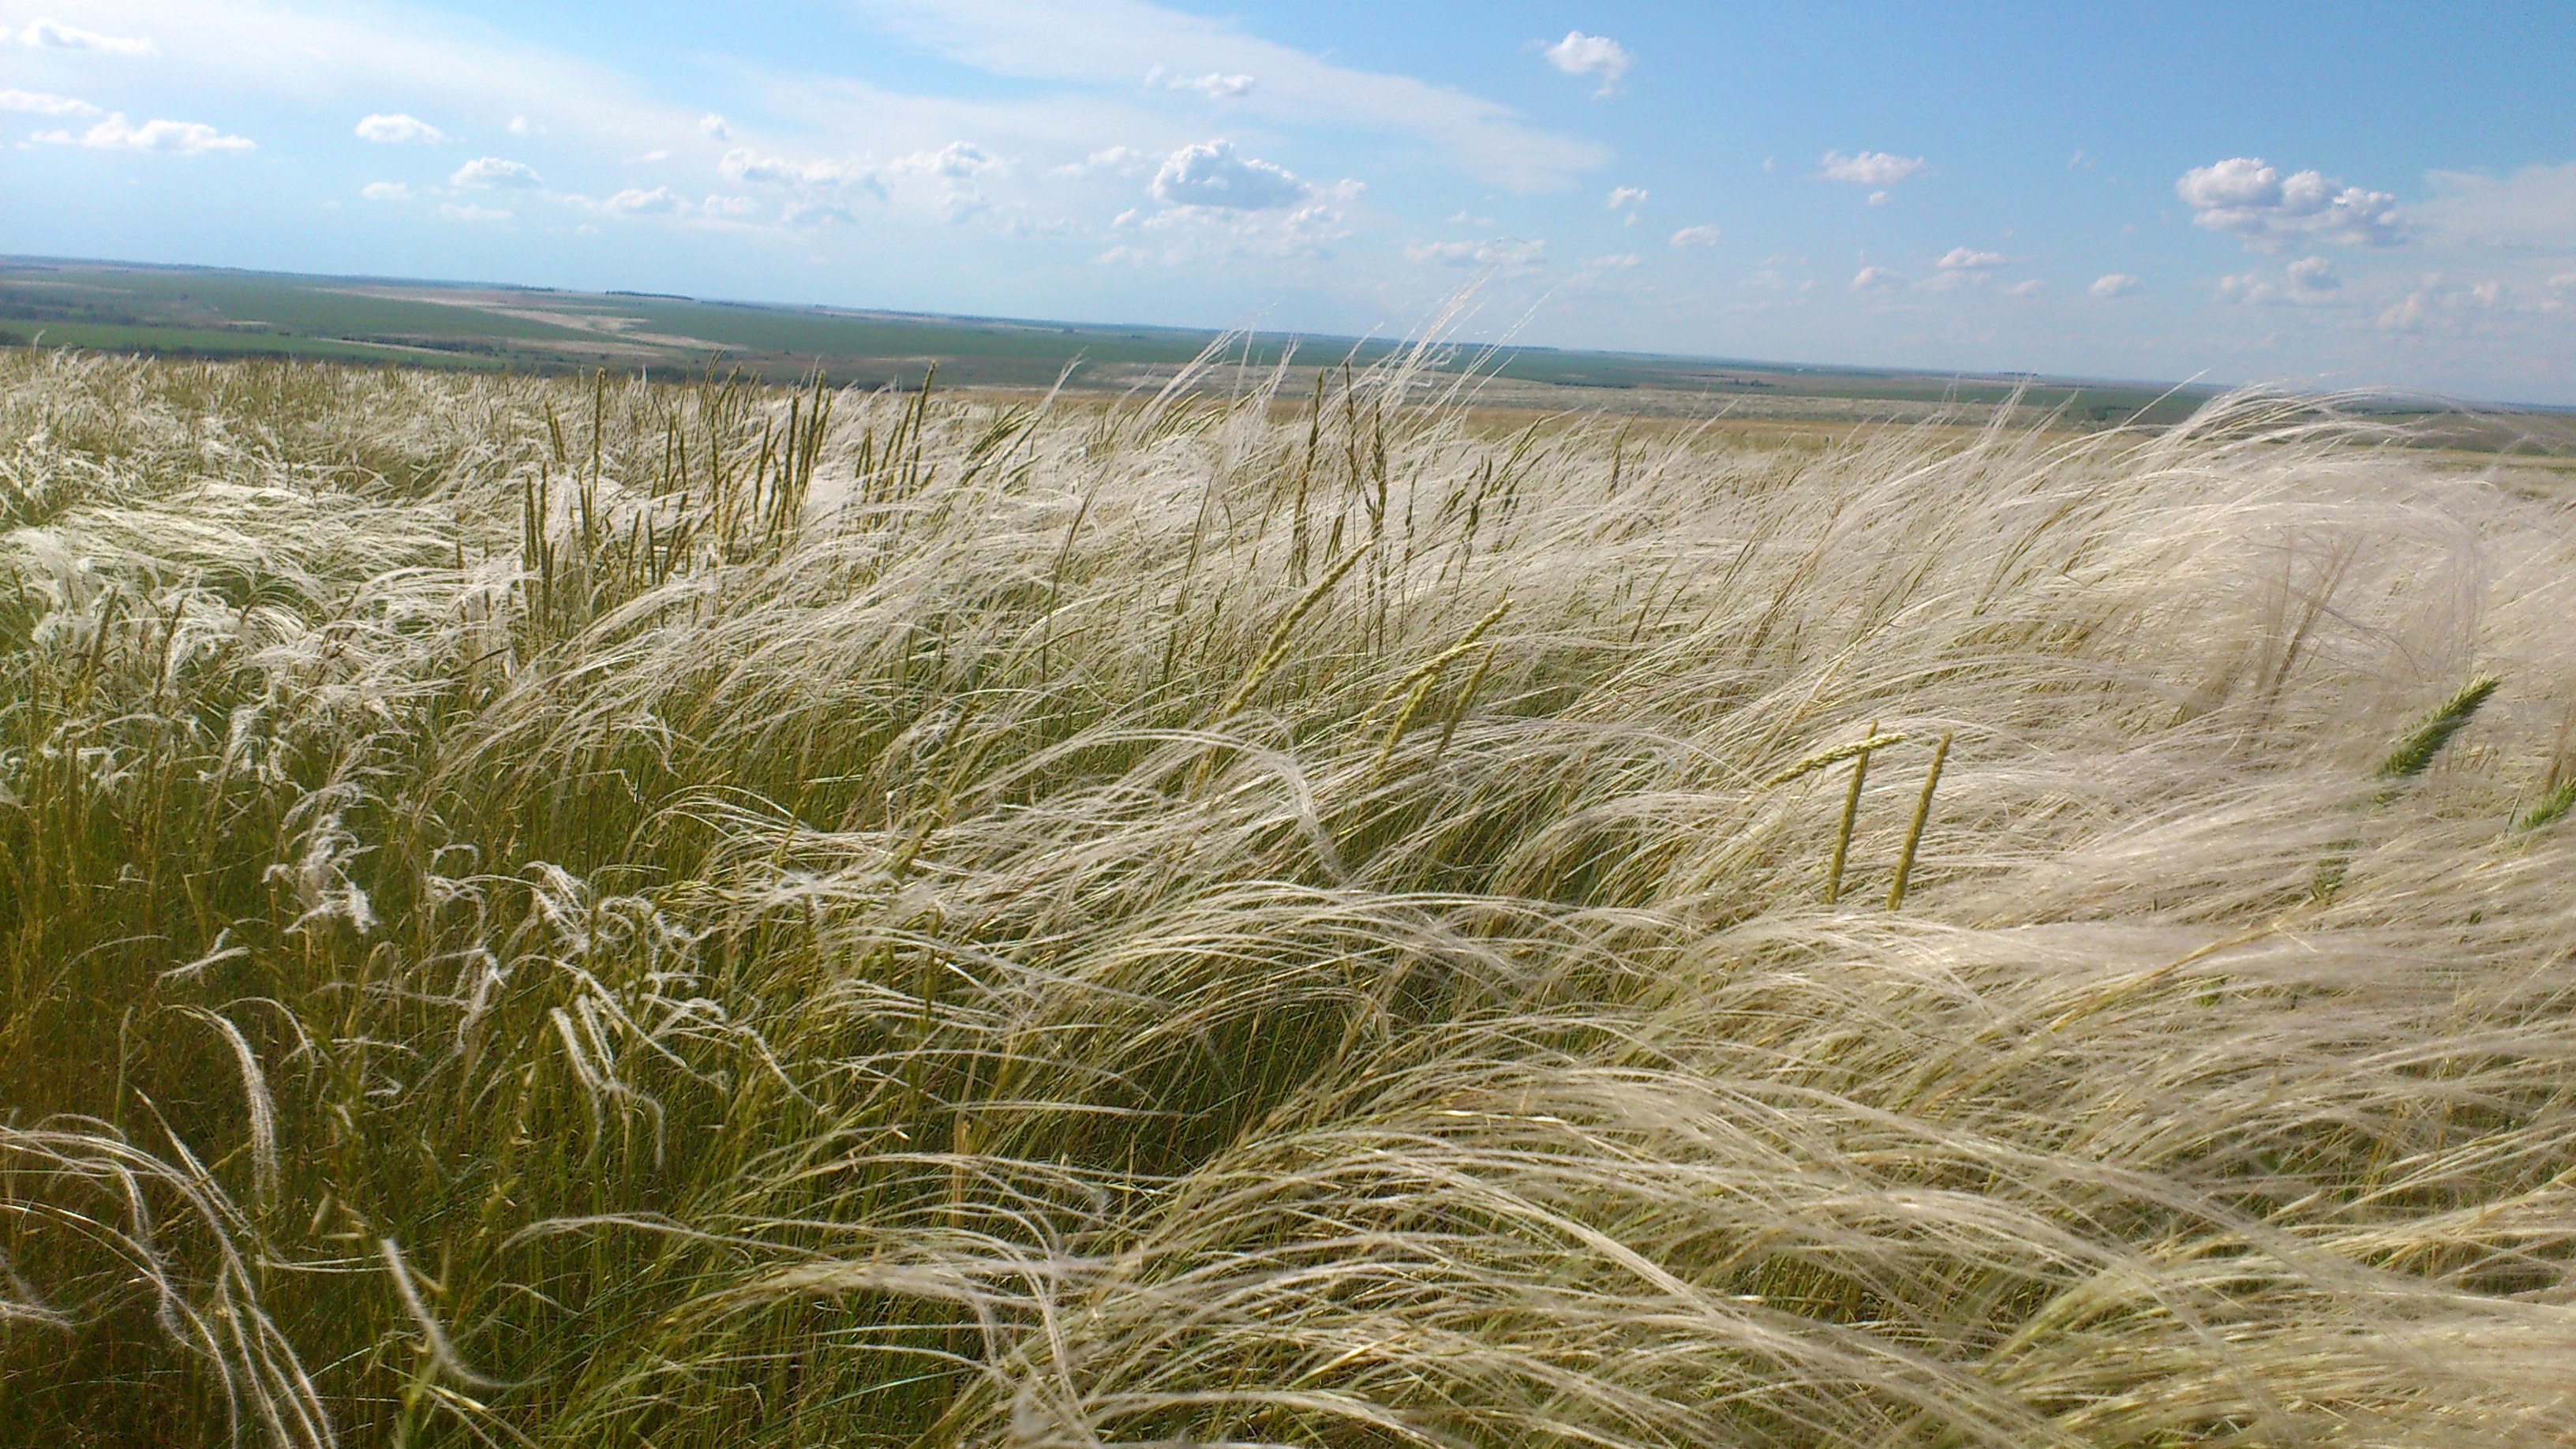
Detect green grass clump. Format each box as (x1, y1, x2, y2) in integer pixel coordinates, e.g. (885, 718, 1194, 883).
(4, 347, 2576, 1448)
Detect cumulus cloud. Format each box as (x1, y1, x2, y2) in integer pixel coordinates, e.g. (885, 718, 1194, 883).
(2176, 157, 2402, 248)
(1849, 265, 1905, 293)
(2089, 272, 2141, 298)
(451, 155, 543, 189)
(360, 181, 411, 201)
(0, 88, 99, 117)
(1605, 185, 1648, 211)
(355, 113, 444, 144)
(1150, 67, 1255, 98)
(37, 114, 253, 154)
(698, 113, 729, 140)
(604, 185, 686, 215)
(2005, 279, 2046, 298)
(1669, 224, 1721, 248)
(1406, 237, 1547, 272)
(2374, 278, 2506, 335)
(889, 140, 1001, 178)
(1055, 144, 1149, 178)
(1915, 246, 2008, 291)
(1543, 31, 1631, 94)
(2216, 256, 2344, 307)
(1100, 189, 1354, 265)
(2413, 163, 2576, 251)
(701, 193, 759, 219)
(1151, 138, 1305, 210)
(721, 147, 879, 195)
(781, 200, 857, 228)
(18, 17, 155, 55)
(1820, 150, 1926, 185)
(507, 115, 540, 136)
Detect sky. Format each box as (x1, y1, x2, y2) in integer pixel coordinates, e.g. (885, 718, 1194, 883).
(3, 1, 2574, 403)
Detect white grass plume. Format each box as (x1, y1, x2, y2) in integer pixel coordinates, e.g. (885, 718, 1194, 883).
(2, 348, 2574, 1446)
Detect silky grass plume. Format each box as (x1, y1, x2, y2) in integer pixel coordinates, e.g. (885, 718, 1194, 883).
(3, 346, 2575, 1448)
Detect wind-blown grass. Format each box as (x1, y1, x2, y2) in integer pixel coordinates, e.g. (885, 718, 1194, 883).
(3, 346, 2574, 1447)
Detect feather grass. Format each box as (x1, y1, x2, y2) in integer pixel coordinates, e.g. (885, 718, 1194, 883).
(3, 347, 2574, 1447)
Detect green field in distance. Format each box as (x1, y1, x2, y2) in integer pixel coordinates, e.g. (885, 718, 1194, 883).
(8, 254, 2565, 445)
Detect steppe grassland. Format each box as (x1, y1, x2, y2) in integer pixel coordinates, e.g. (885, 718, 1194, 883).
(2, 347, 2574, 1447)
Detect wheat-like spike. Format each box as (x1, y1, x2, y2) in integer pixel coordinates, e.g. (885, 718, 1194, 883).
(1431, 642, 1498, 759)
(1767, 728, 1911, 789)
(1825, 722, 1880, 905)
(1371, 597, 1514, 717)
(1369, 672, 1443, 783)
(1887, 731, 1953, 911)
(2376, 675, 2500, 781)
(2515, 778, 2576, 833)
(1215, 541, 1372, 720)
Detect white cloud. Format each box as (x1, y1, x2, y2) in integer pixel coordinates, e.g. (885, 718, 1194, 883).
(721, 147, 880, 194)
(355, 112, 445, 144)
(1866, 190, 1891, 207)
(507, 114, 539, 136)
(1406, 237, 1546, 272)
(434, 202, 511, 223)
(1820, 149, 1926, 185)
(604, 185, 686, 215)
(2176, 157, 2402, 248)
(2373, 279, 2505, 335)
(360, 181, 411, 201)
(1151, 138, 1305, 210)
(2286, 255, 2338, 291)
(2215, 258, 2343, 308)
(2414, 163, 2576, 251)
(1582, 253, 1641, 268)
(1916, 247, 2008, 292)
(1055, 144, 1149, 178)
(889, 140, 1001, 178)
(848, 0, 1605, 189)
(781, 200, 857, 227)
(1669, 224, 1720, 248)
(2089, 272, 2141, 298)
(0, 88, 100, 117)
(1605, 185, 1648, 211)
(629, 148, 670, 163)
(2005, 279, 2046, 298)
(1151, 66, 1255, 97)
(702, 193, 760, 218)
(36, 114, 253, 154)
(1098, 189, 1353, 264)
(450, 155, 544, 188)
(18, 17, 156, 55)
(1850, 265, 1904, 293)
(1543, 31, 1631, 95)
(698, 113, 731, 140)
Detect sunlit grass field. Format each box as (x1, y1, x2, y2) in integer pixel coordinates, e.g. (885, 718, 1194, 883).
(2, 347, 2573, 1447)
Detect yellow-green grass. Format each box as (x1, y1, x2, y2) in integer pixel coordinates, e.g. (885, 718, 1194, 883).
(3, 346, 2574, 1447)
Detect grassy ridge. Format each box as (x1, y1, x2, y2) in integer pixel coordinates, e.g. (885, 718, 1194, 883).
(0, 258, 2221, 422)
(2, 348, 2574, 1446)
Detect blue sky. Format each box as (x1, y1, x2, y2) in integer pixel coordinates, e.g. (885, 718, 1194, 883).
(4, 1, 2574, 402)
